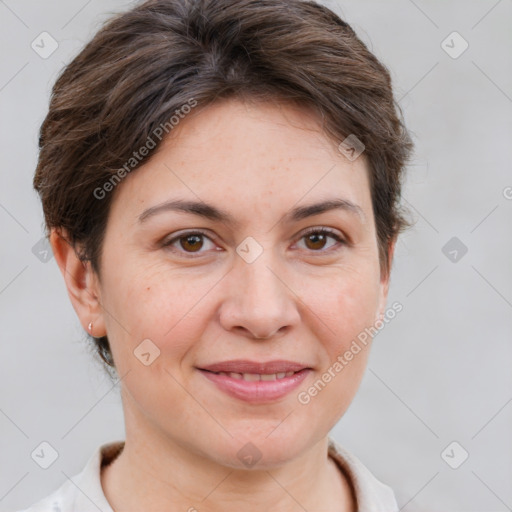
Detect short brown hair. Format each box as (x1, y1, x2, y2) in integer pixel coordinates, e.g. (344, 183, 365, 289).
(34, 0, 414, 372)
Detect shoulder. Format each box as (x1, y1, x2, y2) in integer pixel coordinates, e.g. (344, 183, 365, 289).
(13, 440, 124, 512)
(13, 478, 79, 512)
(328, 436, 399, 512)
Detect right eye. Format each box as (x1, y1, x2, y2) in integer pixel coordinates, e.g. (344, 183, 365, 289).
(161, 230, 220, 258)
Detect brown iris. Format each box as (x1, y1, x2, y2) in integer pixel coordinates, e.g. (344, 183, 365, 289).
(304, 232, 328, 251)
(180, 234, 204, 252)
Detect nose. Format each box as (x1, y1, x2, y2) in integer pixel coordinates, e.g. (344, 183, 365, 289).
(218, 252, 300, 340)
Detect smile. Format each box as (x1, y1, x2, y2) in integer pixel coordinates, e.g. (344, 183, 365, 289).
(198, 368, 311, 403)
(209, 370, 299, 381)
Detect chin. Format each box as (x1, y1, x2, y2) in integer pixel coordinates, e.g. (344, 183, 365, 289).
(208, 426, 317, 470)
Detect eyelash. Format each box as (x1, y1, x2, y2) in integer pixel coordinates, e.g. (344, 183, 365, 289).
(161, 227, 346, 258)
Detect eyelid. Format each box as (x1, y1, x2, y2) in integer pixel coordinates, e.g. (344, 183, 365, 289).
(299, 226, 344, 240)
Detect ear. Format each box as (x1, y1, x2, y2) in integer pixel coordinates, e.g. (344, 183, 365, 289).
(50, 228, 106, 338)
(375, 236, 397, 322)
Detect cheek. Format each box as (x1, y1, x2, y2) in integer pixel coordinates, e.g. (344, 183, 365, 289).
(296, 271, 376, 425)
(101, 262, 219, 369)
(100, 269, 215, 425)
(303, 265, 380, 354)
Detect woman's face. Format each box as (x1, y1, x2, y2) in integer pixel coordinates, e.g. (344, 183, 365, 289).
(93, 98, 392, 467)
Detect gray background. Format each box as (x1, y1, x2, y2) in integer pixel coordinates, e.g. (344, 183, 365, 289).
(1, 1, 511, 510)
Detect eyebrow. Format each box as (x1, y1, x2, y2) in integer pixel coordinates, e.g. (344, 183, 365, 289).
(137, 197, 365, 225)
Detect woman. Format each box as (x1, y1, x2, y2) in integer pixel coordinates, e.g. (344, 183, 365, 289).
(20, 0, 413, 510)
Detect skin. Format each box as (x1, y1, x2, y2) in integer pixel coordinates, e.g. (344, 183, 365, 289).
(51, 98, 395, 511)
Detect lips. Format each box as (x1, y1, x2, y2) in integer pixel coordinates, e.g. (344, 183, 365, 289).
(196, 359, 312, 403)
(198, 359, 310, 374)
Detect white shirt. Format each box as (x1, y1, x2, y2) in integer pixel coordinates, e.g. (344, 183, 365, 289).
(16, 437, 398, 511)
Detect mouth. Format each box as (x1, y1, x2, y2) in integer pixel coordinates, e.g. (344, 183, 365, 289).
(201, 369, 302, 381)
(196, 360, 312, 403)
(198, 359, 311, 374)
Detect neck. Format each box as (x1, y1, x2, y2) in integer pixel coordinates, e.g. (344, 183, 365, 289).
(101, 432, 355, 511)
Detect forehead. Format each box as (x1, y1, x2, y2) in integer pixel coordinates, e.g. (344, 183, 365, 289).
(108, 98, 372, 227)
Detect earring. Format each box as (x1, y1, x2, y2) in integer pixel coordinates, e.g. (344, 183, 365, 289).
(88, 322, 93, 334)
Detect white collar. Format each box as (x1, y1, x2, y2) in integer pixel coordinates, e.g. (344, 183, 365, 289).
(19, 437, 398, 511)
(328, 437, 399, 511)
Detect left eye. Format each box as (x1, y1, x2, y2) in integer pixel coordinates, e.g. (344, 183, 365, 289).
(295, 228, 346, 252)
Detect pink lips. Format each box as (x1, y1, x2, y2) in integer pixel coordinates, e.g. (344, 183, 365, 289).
(197, 359, 312, 403)
(199, 359, 309, 374)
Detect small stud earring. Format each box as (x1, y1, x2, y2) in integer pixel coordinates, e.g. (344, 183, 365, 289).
(88, 322, 93, 333)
